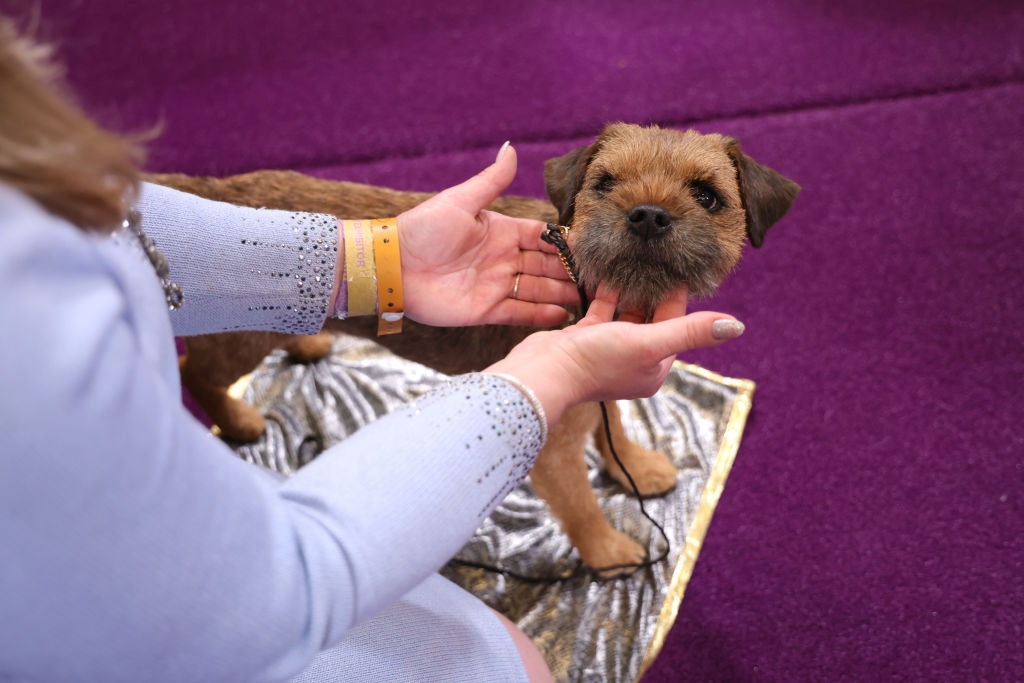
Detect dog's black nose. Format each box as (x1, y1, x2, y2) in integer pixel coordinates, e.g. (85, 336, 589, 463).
(627, 204, 672, 240)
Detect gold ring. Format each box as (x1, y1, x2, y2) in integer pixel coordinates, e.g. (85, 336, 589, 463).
(511, 273, 522, 300)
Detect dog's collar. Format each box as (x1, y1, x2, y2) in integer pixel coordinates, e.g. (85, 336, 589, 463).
(541, 223, 578, 284)
(541, 222, 590, 318)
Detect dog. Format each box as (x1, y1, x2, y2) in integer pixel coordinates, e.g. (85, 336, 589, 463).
(152, 123, 799, 575)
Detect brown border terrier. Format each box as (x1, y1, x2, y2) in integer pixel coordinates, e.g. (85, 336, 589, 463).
(152, 123, 799, 576)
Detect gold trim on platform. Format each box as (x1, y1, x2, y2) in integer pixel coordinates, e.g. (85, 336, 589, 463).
(636, 361, 756, 681)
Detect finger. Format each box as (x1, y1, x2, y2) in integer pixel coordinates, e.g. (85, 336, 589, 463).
(510, 273, 579, 306)
(579, 283, 619, 326)
(641, 311, 744, 359)
(439, 144, 518, 215)
(483, 212, 561, 255)
(487, 300, 571, 327)
(651, 285, 689, 323)
(518, 250, 574, 281)
(518, 217, 562, 255)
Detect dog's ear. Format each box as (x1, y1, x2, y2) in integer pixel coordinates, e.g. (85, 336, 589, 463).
(724, 137, 800, 248)
(544, 142, 599, 226)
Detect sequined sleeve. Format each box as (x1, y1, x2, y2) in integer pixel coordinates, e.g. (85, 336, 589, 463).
(279, 373, 545, 624)
(135, 182, 337, 336)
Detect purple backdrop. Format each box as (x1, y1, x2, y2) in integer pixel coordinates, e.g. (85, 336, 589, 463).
(22, 0, 1024, 679)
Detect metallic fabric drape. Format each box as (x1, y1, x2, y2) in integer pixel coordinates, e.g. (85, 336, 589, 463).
(229, 335, 753, 682)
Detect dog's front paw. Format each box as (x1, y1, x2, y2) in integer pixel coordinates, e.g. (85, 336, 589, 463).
(284, 332, 333, 363)
(606, 446, 677, 497)
(214, 397, 267, 443)
(576, 527, 648, 579)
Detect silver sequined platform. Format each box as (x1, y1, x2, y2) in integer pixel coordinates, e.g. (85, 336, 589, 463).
(228, 334, 754, 683)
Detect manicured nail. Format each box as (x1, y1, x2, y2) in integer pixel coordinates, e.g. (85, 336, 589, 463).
(496, 140, 511, 162)
(712, 319, 745, 340)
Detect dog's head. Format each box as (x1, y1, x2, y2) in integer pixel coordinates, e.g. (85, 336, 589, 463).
(544, 123, 799, 316)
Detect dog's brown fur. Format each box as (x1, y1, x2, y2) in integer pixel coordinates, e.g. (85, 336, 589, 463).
(153, 123, 799, 574)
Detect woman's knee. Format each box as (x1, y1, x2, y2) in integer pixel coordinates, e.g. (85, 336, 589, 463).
(490, 608, 554, 683)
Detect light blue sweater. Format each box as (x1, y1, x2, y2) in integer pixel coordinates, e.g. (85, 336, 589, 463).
(0, 183, 538, 682)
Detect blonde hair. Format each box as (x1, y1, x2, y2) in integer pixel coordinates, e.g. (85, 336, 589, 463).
(0, 15, 144, 232)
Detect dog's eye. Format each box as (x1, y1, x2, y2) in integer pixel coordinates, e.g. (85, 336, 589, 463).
(692, 184, 721, 212)
(593, 173, 616, 195)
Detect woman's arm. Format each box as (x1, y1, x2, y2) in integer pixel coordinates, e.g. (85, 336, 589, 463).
(136, 181, 339, 337)
(137, 145, 577, 338)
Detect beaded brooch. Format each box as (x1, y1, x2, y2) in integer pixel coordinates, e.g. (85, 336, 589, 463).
(123, 209, 184, 311)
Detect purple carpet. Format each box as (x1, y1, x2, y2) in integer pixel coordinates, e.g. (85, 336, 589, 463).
(26, 0, 1024, 679)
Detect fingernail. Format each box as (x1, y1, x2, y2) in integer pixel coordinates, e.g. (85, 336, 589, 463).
(712, 319, 745, 340)
(496, 140, 511, 162)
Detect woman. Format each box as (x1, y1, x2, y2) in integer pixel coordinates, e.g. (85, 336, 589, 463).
(0, 17, 742, 682)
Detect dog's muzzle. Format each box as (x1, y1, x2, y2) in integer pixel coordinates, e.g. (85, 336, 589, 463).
(626, 204, 672, 240)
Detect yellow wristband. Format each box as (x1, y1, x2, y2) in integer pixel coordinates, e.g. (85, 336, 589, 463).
(371, 218, 403, 335)
(343, 219, 376, 316)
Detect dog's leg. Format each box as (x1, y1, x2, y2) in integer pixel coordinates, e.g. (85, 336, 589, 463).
(180, 331, 289, 443)
(594, 400, 677, 497)
(180, 359, 266, 443)
(282, 332, 333, 363)
(530, 403, 647, 577)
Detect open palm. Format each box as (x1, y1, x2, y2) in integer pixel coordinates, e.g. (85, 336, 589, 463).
(396, 145, 577, 327)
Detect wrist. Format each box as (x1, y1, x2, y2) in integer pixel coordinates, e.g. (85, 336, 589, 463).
(484, 372, 549, 446)
(370, 217, 404, 333)
(484, 355, 577, 430)
(394, 211, 418, 320)
(329, 217, 404, 334)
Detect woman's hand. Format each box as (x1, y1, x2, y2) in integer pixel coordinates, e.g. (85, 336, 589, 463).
(396, 144, 578, 327)
(486, 284, 745, 427)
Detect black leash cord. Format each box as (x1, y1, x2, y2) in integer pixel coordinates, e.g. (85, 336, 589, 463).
(450, 224, 670, 582)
